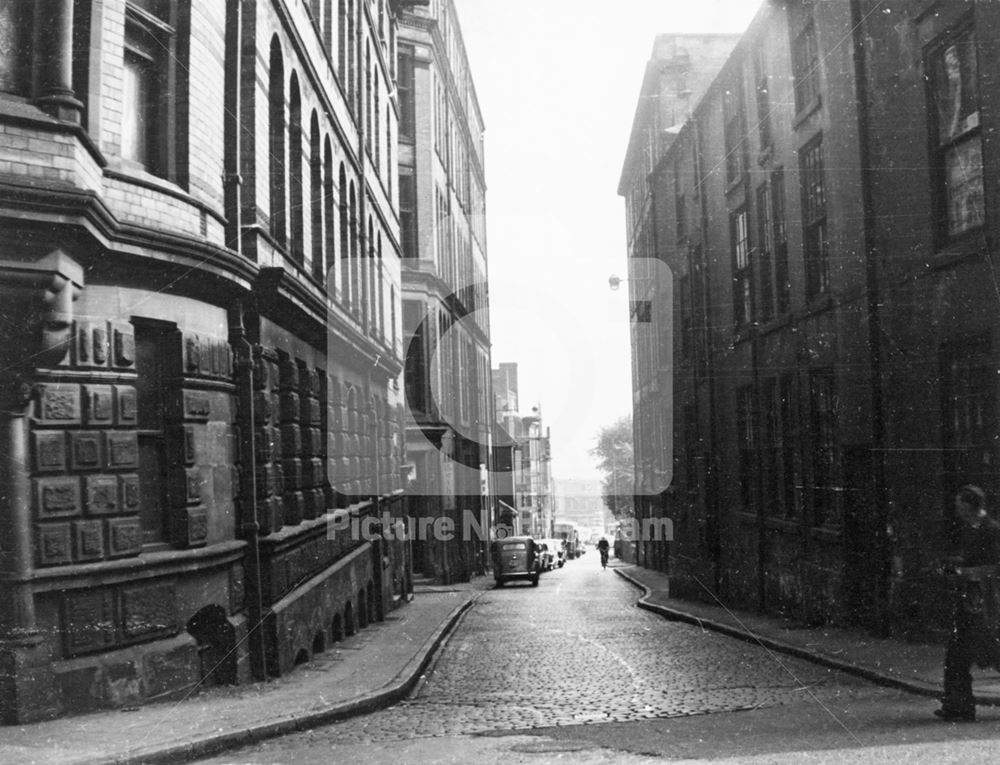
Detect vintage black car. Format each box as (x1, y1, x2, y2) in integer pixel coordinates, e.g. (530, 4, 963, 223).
(492, 536, 541, 587)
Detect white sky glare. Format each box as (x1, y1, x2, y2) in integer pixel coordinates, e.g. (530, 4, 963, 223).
(457, 1, 760, 481)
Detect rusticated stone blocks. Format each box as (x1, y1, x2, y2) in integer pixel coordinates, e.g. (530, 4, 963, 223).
(36, 384, 81, 425)
(169, 506, 208, 548)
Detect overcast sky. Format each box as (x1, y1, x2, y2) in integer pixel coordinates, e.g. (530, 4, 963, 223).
(457, 1, 760, 483)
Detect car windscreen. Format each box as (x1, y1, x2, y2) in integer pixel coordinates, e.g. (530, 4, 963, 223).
(501, 543, 527, 551)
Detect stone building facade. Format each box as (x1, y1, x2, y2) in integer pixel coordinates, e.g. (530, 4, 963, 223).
(397, 0, 493, 583)
(620, 0, 1000, 638)
(0, 0, 412, 723)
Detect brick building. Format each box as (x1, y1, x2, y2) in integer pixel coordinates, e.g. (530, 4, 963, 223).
(617, 32, 741, 575)
(619, 0, 1000, 637)
(0, 0, 412, 722)
(398, 0, 494, 583)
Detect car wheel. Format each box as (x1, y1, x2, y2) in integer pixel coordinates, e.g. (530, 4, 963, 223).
(531, 572, 539, 587)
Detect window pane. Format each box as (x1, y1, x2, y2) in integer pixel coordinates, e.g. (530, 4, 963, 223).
(933, 32, 979, 144)
(122, 52, 150, 164)
(793, 22, 819, 111)
(944, 137, 984, 236)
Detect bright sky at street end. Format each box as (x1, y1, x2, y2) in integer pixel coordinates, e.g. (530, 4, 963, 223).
(458, 0, 759, 483)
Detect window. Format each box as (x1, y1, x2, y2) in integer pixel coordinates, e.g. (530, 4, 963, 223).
(809, 368, 837, 527)
(736, 385, 756, 511)
(754, 47, 772, 151)
(403, 303, 426, 414)
(269, 38, 287, 243)
(631, 300, 652, 323)
(929, 25, 983, 239)
(730, 206, 751, 327)
(374, 70, 381, 171)
(323, 139, 335, 287)
(134, 319, 178, 546)
(338, 164, 349, 303)
(771, 169, 790, 313)
(756, 182, 774, 323)
(399, 167, 417, 257)
(941, 336, 996, 500)
(338, 0, 346, 78)
(289, 75, 304, 261)
(365, 45, 371, 153)
(377, 235, 384, 339)
(800, 137, 828, 299)
(792, 20, 820, 114)
(723, 85, 747, 185)
(398, 45, 415, 142)
(310, 114, 323, 281)
(122, 1, 177, 178)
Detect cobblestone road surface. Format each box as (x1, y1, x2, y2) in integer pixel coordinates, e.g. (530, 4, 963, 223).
(198, 556, 886, 762)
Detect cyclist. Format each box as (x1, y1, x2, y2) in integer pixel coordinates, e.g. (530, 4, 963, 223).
(597, 536, 610, 569)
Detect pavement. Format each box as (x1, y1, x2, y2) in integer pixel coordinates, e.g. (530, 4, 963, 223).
(0, 579, 492, 765)
(614, 561, 1000, 705)
(4, 561, 998, 765)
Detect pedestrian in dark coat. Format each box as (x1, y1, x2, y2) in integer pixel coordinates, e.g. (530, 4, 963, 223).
(935, 485, 1000, 722)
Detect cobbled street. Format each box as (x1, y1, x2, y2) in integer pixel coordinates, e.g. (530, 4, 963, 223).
(192, 554, 998, 764)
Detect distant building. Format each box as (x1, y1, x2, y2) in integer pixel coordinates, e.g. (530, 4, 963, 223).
(553, 478, 611, 534)
(491, 363, 553, 538)
(398, 0, 493, 583)
(620, 0, 1000, 638)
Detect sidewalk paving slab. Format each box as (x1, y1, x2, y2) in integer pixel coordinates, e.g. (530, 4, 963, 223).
(0, 580, 490, 765)
(614, 563, 1000, 706)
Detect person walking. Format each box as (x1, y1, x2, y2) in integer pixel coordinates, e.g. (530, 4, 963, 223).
(935, 485, 1000, 722)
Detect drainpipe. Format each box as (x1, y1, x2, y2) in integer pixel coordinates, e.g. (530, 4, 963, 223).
(228, 300, 266, 680)
(850, 0, 889, 635)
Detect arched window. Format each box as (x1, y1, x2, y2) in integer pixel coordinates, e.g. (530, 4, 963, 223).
(390, 286, 396, 353)
(349, 183, 359, 317)
(289, 74, 304, 262)
(310, 112, 323, 280)
(338, 0, 346, 79)
(347, 0, 356, 110)
(365, 44, 371, 152)
(339, 165, 349, 305)
(268, 37, 287, 243)
(324, 0, 334, 54)
(365, 217, 375, 330)
(386, 105, 392, 198)
(377, 233, 385, 339)
(374, 70, 381, 172)
(324, 138, 336, 292)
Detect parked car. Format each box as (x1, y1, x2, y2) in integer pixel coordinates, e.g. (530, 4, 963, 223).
(536, 540, 554, 572)
(539, 538, 565, 570)
(492, 537, 541, 587)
